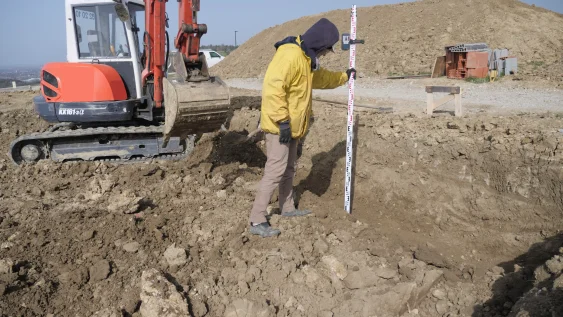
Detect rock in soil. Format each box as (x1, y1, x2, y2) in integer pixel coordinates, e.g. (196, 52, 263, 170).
(414, 245, 450, 268)
(545, 256, 563, 275)
(368, 282, 418, 316)
(436, 299, 449, 315)
(343, 269, 380, 289)
(107, 192, 144, 214)
(89, 260, 111, 282)
(432, 289, 447, 300)
(224, 299, 274, 317)
(123, 242, 141, 253)
(139, 268, 191, 317)
(0, 259, 13, 274)
(163, 244, 188, 267)
(553, 275, 563, 290)
(375, 267, 399, 279)
(321, 255, 348, 280)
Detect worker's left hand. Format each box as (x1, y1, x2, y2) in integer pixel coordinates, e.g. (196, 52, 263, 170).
(279, 121, 292, 144)
(346, 68, 357, 80)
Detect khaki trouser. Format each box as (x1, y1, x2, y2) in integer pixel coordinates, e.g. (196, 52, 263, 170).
(249, 133, 298, 224)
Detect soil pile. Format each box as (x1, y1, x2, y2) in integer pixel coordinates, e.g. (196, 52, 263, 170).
(0, 90, 563, 316)
(213, 0, 563, 82)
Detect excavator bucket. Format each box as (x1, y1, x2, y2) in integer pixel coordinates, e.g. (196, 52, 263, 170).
(163, 52, 231, 142)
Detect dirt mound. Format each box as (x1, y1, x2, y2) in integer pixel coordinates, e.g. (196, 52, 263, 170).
(1, 90, 563, 316)
(213, 0, 563, 82)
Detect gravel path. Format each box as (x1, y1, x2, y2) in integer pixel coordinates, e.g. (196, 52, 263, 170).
(226, 77, 563, 115)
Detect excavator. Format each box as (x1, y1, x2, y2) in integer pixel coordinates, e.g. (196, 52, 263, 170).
(8, 0, 231, 164)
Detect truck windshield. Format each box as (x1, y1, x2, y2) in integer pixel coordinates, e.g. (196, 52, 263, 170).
(73, 4, 130, 58)
(128, 3, 145, 61)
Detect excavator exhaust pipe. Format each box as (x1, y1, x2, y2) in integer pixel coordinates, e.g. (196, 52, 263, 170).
(163, 52, 231, 144)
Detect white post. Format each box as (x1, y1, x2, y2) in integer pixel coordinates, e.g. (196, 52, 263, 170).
(12, 81, 16, 88)
(344, 5, 358, 214)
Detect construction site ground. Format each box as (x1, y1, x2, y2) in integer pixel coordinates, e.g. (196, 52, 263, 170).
(225, 77, 563, 116)
(1, 75, 562, 317)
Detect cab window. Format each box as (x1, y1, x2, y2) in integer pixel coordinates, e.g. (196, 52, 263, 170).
(209, 51, 222, 58)
(74, 5, 130, 58)
(128, 3, 145, 61)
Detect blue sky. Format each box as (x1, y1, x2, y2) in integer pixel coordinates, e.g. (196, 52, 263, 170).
(0, 0, 561, 67)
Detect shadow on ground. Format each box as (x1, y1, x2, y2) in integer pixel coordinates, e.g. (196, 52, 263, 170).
(472, 233, 563, 317)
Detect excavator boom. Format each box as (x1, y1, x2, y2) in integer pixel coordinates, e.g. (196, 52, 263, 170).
(143, 0, 230, 141)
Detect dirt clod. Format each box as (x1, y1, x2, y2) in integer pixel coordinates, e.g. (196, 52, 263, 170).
(432, 289, 447, 300)
(375, 267, 399, 280)
(545, 256, 563, 275)
(89, 260, 111, 282)
(0, 259, 13, 274)
(139, 269, 191, 317)
(123, 242, 141, 253)
(414, 245, 451, 268)
(436, 300, 449, 315)
(342, 270, 379, 289)
(81, 230, 96, 241)
(224, 298, 274, 317)
(163, 244, 188, 267)
(108, 192, 144, 214)
(321, 255, 347, 280)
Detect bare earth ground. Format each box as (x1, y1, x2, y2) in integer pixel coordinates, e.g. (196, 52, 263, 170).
(0, 84, 562, 317)
(225, 77, 563, 116)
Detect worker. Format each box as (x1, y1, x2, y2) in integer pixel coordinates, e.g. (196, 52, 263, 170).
(248, 18, 356, 238)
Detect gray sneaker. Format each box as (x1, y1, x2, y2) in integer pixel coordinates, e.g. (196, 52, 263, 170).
(281, 209, 312, 217)
(249, 223, 281, 237)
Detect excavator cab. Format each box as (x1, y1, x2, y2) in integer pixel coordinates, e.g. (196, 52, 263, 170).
(9, 0, 231, 164)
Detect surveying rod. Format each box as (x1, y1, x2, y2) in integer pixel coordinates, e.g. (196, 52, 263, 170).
(343, 5, 364, 214)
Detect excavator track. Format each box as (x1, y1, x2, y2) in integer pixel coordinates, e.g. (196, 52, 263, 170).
(8, 125, 195, 165)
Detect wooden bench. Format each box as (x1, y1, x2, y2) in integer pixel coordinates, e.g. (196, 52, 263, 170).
(425, 86, 463, 117)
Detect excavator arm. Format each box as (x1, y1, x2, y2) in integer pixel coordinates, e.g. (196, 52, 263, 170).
(141, 0, 166, 108)
(141, 0, 231, 141)
(175, 0, 206, 64)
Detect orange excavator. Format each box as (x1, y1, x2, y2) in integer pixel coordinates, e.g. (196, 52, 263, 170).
(9, 0, 231, 164)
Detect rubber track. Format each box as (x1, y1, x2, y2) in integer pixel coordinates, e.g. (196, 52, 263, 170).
(9, 125, 193, 165)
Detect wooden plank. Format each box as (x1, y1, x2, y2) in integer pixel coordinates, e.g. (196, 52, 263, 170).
(387, 74, 431, 79)
(432, 94, 455, 110)
(455, 93, 463, 117)
(431, 56, 446, 78)
(425, 86, 460, 94)
(426, 93, 434, 116)
(313, 98, 393, 112)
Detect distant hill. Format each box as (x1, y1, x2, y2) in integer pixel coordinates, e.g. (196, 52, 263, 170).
(0, 79, 26, 89)
(0, 78, 40, 89)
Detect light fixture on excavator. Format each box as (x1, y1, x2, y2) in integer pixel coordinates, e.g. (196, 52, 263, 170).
(9, 0, 231, 164)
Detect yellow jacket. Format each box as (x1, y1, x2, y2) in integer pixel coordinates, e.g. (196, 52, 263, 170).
(260, 36, 349, 139)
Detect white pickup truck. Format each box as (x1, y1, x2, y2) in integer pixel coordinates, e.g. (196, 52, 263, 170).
(200, 49, 225, 68)
(166, 49, 225, 71)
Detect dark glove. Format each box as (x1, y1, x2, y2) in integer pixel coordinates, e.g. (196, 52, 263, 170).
(346, 68, 357, 80)
(279, 121, 291, 144)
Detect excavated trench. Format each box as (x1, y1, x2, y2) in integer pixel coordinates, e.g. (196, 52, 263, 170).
(224, 97, 563, 315)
